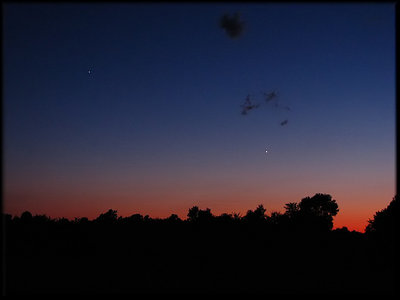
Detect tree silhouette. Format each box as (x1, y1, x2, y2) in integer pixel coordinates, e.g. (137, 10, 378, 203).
(20, 211, 33, 223)
(4, 194, 396, 294)
(283, 193, 338, 231)
(4, 213, 13, 225)
(284, 202, 299, 218)
(244, 204, 266, 223)
(166, 214, 182, 223)
(32, 214, 51, 225)
(187, 206, 200, 222)
(299, 193, 339, 218)
(127, 213, 144, 223)
(95, 209, 118, 224)
(365, 195, 398, 243)
(187, 206, 214, 223)
(216, 213, 234, 224)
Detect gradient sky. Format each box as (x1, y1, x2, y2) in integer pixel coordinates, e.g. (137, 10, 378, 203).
(3, 3, 395, 231)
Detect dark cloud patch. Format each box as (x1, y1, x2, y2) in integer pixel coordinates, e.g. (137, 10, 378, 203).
(262, 90, 291, 111)
(220, 13, 245, 39)
(240, 95, 260, 115)
(263, 91, 278, 102)
(240, 90, 292, 126)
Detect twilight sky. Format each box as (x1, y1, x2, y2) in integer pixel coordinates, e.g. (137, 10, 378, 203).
(3, 3, 395, 231)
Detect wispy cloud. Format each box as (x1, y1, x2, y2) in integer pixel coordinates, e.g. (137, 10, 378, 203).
(240, 95, 260, 115)
(240, 90, 291, 126)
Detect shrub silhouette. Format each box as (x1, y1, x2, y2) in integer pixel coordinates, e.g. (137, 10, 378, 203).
(74, 217, 89, 224)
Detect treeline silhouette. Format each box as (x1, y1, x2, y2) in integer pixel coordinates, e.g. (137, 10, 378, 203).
(4, 193, 397, 294)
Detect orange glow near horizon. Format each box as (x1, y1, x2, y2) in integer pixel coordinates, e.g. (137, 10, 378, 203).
(4, 185, 394, 233)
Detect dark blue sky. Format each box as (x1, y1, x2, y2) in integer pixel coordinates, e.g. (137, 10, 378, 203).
(4, 3, 395, 230)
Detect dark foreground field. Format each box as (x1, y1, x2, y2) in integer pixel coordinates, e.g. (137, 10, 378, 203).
(4, 195, 396, 295)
